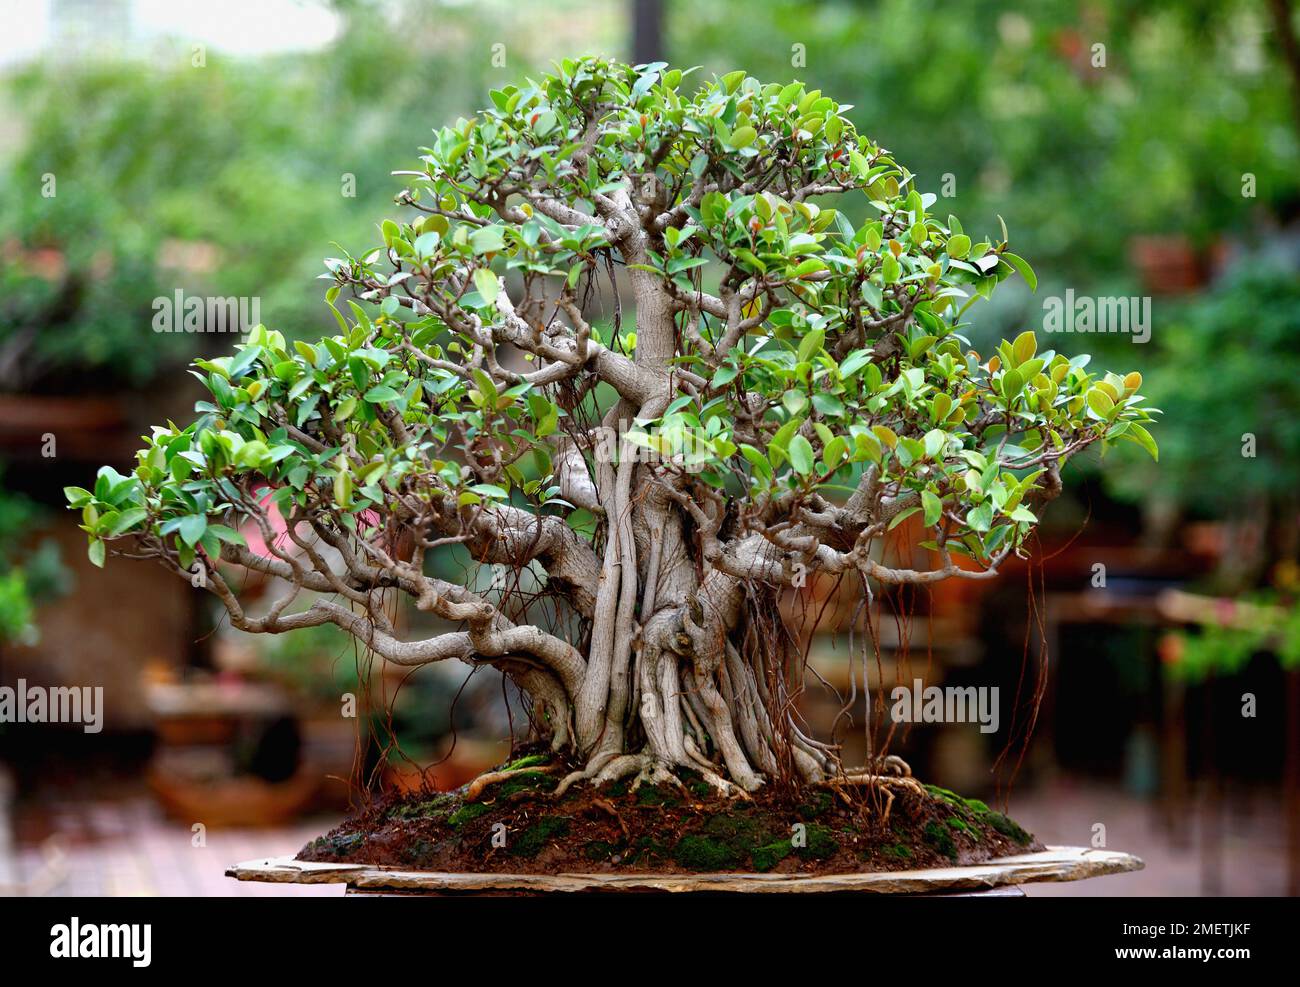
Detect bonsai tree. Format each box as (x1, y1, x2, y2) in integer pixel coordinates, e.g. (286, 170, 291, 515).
(68, 58, 1157, 797)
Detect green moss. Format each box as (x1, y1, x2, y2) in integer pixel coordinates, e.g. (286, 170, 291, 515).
(311, 832, 365, 858)
(582, 839, 621, 862)
(924, 820, 958, 861)
(794, 822, 838, 861)
(702, 812, 763, 843)
(924, 784, 964, 806)
(796, 789, 833, 820)
(882, 842, 913, 860)
(447, 802, 490, 827)
(946, 815, 972, 833)
(751, 839, 792, 872)
(635, 783, 681, 808)
(493, 771, 558, 797)
(984, 812, 1032, 845)
(389, 793, 454, 821)
(674, 769, 713, 799)
(626, 835, 669, 864)
(674, 834, 742, 870)
(964, 798, 991, 814)
(674, 812, 787, 871)
(509, 817, 570, 858)
(501, 753, 550, 772)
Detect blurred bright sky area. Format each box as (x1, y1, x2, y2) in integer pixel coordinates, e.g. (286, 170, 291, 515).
(0, 0, 342, 67)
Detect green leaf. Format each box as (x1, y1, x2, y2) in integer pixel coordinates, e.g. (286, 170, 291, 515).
(881, 253, 900, 284)
(178, 514, 207, 547)
(469, 483, 510, 499)
(469, 225, 506, 254)
(364, 385, 402, 403)
(839, 349, 872, 379)
(414, 231, 441, 257)
(854, 430, 883, 465)
(207, 524, 247, 547)
(888, 505, 920, 531)
(788, 434, 815, 476)
(967, 502, 993, 533)
(711, 364, 740, 389)
(1086, 388, 1115, 418)
(1001, 368, 1024, 401)
(797, 328, 826, 364)
(729, 125, 758, 149)
(333, 468, 353, 508)
(105, 509, 145, 540)
(235, 440, 271, 469)
(1011, 330, 1037, 366)
(1001, 251, 1037, 292)
(822, 435, 849, 470)
(64, 486, 93, 507)
(721, 69, 747, 93)
(922, 490, 943, 527)
(1123, 422, 1159, 461)
(782, 391, 808, 416)
(812, 392, 844, 416)
(473, 268, 500, 304)
(740, 444, 773, 481)
(88, 539, 106, 568)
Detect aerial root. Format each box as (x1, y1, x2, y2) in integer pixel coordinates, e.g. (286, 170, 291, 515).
(464, 763, 562, 802)
(817, 771, 928, 826)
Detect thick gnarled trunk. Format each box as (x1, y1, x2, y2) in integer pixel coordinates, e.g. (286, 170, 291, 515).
(538, 418, 832, 794)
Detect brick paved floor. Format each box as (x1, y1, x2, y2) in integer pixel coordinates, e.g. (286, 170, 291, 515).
(1009, 777, 1289, 896)
(6, 785, 343, 897)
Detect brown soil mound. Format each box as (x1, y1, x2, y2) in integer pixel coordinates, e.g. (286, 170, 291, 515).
(298, 749, 1040, 875)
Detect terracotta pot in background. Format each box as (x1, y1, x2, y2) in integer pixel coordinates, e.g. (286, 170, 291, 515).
(1129, 235, 1209, 296)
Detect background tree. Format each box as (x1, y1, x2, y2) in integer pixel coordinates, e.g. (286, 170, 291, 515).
(67, 58, 1156, 794)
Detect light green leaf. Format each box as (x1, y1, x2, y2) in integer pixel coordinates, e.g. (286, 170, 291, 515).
(922, 490, 943, 527)
(1087, 388, 1116, 418)
(1001, 251, 1037, 292)
(788, 435, 815, 476)
(473, 268, 500, 304)
(1124, 422, 1159, 461)
(729, 125, 758, 149)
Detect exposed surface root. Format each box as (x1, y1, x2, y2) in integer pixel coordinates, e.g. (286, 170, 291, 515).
(818, 774, 920, 826)
(553, 749, 621, 798)
(873, 754, 913, 777)
(630, 757, 685, 794)
(820, 773, 928, 798)
(465, 763, 562, 802)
